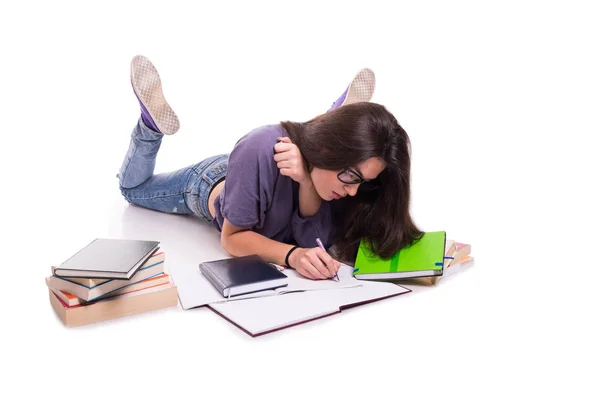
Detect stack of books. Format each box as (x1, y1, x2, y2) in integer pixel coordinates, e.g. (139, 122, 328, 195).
(405, 240, 474, 285)
(46, 238, 178, 327)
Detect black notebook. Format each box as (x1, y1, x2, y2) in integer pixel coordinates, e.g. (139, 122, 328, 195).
(199, 255, 288, 298)
(52, 238, 160, 280)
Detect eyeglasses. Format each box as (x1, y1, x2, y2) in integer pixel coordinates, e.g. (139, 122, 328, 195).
(337, 168, 380, 191)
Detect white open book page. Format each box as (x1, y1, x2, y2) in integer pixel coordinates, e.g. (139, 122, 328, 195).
(171, 263, 362, 310)
(209, 280, 409, 336)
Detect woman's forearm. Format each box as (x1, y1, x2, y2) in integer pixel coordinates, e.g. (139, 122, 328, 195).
(298, 179, 322, 217)
(222, 229, 295, 266)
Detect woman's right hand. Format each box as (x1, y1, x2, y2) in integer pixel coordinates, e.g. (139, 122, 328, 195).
(288, 247, 341, 280)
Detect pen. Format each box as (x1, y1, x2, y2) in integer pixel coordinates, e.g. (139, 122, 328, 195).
(316, 237, 339, 282)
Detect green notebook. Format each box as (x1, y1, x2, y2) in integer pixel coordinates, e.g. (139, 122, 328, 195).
(354, 231, 447, 280)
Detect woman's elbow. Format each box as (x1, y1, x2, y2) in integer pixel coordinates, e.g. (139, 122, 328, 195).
(221, 231, 244, 257)
(220, 231, 233, 254)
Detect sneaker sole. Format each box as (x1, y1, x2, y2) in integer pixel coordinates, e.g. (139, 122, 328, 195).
(130, 55, 180, 135)
(341, 68, 376, 106)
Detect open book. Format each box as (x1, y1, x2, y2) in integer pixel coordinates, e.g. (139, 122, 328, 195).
(209, 280, 408, 336)
(171, 263, 410, 337)
(171, 263, 362, 309)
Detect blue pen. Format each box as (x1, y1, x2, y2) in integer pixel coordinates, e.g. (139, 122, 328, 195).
(316, 238, 339, 282)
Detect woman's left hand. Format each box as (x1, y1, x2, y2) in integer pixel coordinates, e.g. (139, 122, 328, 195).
(273, 137, 310, 184)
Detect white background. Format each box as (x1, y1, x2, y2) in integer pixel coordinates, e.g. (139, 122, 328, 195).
(1, 1, 599, 399)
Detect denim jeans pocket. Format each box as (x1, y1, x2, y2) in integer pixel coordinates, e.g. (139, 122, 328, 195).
(186, 154, 229, 221)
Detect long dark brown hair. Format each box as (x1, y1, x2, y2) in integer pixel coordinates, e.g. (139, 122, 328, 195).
(280, 102, 423, 262)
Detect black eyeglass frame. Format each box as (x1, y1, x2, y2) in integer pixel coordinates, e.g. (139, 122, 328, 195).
(337, 168, 380, 191)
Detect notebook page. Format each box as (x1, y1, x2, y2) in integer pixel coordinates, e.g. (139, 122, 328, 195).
(210, 263, 362, 300)
(336, 263, 358, 281)
(171, 263, 363, 309)
(209, 290, 342, 336)
(275, 264, 362, 293)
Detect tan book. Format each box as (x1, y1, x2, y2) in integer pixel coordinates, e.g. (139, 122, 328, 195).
(444, 255, 474, 277)
(46, 274, 171, 306)
(49, 283, 178, 327)
(402, 255, 474, 286)
(444, 240, 456, 268)
(391, 240, 456, 285)
(449, 243, 471, 265)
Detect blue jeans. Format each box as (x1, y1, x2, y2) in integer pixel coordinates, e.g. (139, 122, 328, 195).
(118, 118, 228, 222)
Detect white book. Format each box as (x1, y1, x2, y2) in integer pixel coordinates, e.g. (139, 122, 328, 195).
(171, 262, 410, 336)
(52, 238, 160, 279)
(209, 281, 409, 336)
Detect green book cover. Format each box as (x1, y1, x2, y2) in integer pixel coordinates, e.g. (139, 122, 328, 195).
(354, 231, 446, 276)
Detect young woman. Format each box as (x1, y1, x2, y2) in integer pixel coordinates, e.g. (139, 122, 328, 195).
(118, 56, 422, 280)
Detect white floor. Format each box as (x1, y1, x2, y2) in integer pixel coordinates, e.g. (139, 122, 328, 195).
(16, 190, 573, 399)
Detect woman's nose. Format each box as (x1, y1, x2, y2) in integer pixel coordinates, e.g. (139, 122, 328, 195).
(345, 184, 359, 197)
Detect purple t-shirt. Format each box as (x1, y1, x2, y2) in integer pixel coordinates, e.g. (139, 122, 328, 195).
(212, 124, 334, 248)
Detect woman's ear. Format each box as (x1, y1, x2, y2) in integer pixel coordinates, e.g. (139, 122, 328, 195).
(305, 158, 313, 172)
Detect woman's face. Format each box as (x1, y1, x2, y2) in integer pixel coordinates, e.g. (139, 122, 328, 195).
(310, 157, 386, 201)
